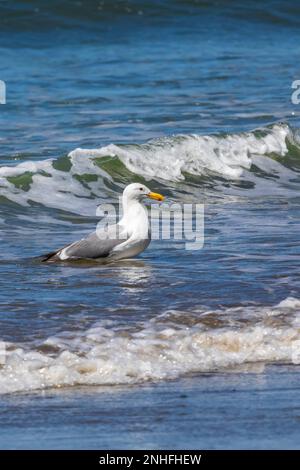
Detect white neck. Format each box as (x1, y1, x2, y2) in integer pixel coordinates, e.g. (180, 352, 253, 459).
(120, 196, 149, 239)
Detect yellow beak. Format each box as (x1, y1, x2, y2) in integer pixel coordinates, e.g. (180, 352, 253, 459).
(147, 191, 165, 202)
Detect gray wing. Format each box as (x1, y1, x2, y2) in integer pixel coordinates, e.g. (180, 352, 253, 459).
(62, 225, 128, 259)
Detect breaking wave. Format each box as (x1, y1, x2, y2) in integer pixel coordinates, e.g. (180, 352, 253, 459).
(0, 123, 300, 215)
(1, 297, 300, 394)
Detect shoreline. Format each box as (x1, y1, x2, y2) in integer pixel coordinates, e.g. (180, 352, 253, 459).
(0, 364, 299, 450)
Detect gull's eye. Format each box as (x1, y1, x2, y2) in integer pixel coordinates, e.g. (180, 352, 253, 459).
(139, 187, 143, 191)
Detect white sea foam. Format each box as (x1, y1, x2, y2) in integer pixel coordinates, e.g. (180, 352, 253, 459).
(0, 297, 300, 394)
(0, 124, 294, 214)
(70, 123, 290, 181)
(0, 155, 112, 215)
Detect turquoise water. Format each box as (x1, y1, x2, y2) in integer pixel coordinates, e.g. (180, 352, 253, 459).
(1, 0, 300, 449)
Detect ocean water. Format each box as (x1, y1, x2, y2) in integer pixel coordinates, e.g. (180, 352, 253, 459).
(1, 0, 300, 449)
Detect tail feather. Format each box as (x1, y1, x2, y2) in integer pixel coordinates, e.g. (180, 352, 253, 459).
(41, 251, 59, 262)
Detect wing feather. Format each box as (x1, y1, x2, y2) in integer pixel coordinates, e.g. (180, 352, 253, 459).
(43, 224, 128, 261)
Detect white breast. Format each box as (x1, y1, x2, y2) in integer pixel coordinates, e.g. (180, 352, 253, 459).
(109, 200, 151, 260)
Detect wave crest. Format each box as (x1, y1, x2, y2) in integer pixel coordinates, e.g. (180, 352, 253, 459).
(0, 123, 298, 214)
(1, 297, 300, 394)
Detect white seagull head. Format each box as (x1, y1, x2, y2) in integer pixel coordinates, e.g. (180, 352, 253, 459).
(122, 183, 165, 203)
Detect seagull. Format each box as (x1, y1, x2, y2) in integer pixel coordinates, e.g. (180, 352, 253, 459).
(42, 183, 165, 262)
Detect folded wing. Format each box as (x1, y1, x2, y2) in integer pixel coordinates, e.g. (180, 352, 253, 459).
(43, 224, 128, 261)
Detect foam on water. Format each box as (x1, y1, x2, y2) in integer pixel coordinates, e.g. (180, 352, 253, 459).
(0, 124, 295, 215)
(70, 123, 290, 181)
(1, 297, 300, 394)
(0, 155, 113, 215)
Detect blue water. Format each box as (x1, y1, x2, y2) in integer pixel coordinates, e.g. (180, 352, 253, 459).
(1, 0, 300, 449)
